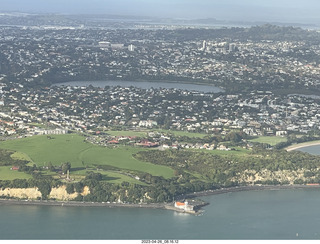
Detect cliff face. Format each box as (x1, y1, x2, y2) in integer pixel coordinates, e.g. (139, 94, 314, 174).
(0, 187, 41, 199)
(233, 169, 318, 184)
(49, 186, 90, 200)
(0, 185, 90, 200)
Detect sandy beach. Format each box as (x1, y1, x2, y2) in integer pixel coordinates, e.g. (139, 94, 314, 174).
(285, 140, 320, 151)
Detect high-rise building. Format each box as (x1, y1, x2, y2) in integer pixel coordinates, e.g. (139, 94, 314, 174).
(128, 44, 135, 51)
(202, 40, 207, 51)
(229, 43, 236, 52)
(98, 41, 110, 48)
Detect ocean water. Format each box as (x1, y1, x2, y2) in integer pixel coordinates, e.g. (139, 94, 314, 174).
(297, 144, 320, 155)
(1, 188, 320, 240)
(1, 145, 319, 240)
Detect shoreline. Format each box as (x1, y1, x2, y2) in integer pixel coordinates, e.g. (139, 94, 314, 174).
(0, 198, 167, 210)
(183, 184, 320, 199)
(1, 184, 320, 213)
(285, 140, 320, 151)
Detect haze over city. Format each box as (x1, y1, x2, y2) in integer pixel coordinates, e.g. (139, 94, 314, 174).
(2, 0, 320, 24)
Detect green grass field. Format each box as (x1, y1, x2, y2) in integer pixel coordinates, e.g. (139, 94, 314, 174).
(248, 136, 287, 146)
(106, 130, 147, 137)
(73, 169, 147, 185)
(0, 134, 174, 181)
(0, 166, 32, 180)
(155, 129, 207, 138)
(205, 147, 250, 156)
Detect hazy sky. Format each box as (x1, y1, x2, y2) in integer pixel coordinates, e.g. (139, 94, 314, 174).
(2, 0, 320, 24)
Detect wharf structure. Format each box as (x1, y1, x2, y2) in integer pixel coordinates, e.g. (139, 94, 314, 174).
(165, 200, 208, 215)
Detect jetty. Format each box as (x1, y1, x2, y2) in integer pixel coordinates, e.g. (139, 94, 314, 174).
(165, 199, 209, 215)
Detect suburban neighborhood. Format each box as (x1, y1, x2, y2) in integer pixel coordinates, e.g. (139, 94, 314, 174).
(0, 81, 319, 149)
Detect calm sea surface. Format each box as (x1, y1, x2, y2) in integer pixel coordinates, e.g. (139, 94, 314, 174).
(1, 188, 320, 240)
(1, 145, 320, 240)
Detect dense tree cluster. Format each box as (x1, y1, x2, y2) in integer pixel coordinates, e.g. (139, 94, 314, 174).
(134, 148, 320, 186)
(0, 149, 28, 166)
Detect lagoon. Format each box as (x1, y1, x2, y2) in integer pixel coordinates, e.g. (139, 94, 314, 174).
(55, 80, 224, 93)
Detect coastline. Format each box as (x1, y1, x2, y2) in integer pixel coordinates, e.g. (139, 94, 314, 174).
(1, 184, 320, 213)
(183, 184, 320, 199)
(1, 141, 320, 213)
(285, 140, 320, 151)
(0, 198, 166, 209)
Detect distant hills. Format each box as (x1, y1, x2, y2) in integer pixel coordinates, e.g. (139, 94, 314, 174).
(0, 12, 318, 29)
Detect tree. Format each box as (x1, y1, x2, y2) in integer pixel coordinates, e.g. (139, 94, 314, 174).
(47, 162, 55, 172)
(225, 131, 243, 143)
(61, 162, 71, 174)
(66, 184, 75, 194)
(36, 180, 52, 200)
(85, 171, 103, 181)
(74, 182, 84, 193)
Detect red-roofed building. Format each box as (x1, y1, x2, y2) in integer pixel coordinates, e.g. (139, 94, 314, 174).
(174, 201, 194, 211)
(11, 166, 20, 171)
(108, 140, 119, 144)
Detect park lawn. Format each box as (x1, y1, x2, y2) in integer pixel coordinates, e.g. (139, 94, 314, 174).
(81, 146, 174, 178)
(249, 136, 287, 146)
(107, 129, 207, 138)
(106, 130, 147, 137)
(72, 168, 147, 185)
(155, 129, 207, 138)
(200, 147, 250, 156)
(0, 134, 93, 168)
(0, 166, 32, 180)
(0, 134, 174, 180)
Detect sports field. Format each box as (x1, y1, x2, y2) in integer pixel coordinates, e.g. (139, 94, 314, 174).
(0, 134, 174, 181)
(155, 129, 207, 138)
(106, 130, 147, 137)
(248, 136, 287, 146)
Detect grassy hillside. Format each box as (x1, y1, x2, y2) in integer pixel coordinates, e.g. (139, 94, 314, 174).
(0, 134, 174, 182)
(0, 166, 32, 180)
